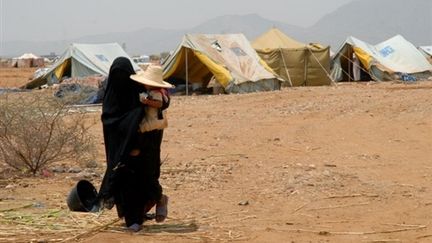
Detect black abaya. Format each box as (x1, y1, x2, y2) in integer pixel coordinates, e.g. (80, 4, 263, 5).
(98, 57, 162, 226)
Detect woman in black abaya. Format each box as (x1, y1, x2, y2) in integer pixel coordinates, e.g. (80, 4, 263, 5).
(98, 57, 163, 231)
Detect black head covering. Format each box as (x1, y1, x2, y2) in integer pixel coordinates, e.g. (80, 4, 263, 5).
(98, 57, 145, 202)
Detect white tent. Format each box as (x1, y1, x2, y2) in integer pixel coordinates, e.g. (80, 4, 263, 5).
(419, 46, 432, 64)
(11, 53, 44, 68)
(419, 46, 432, 56)
(25, 43, 140, 89)
(17, 53, 40, 59)
(332, 35, 432, 81)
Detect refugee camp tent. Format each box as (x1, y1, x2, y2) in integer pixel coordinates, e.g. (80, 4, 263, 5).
(24, 43, 140, 89)
(252, 28, 332, 86)
(331, 35, 432, 81)
(162, 33, 282, 94)
(12, 53, 44, 68)
(419, 46, 432, 64)
(18, 53, 39, 59)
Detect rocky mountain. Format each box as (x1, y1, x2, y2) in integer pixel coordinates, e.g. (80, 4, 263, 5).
(306, 0, 432, 49)
(2, 0, 431, 57)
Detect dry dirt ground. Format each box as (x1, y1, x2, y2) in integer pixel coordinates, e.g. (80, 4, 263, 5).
(0, 73, 431, 242)
(0, 68, 37, 88)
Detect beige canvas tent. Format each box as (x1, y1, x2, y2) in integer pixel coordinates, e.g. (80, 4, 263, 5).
(163, 33, 282, 94)
(252, 28, 332, 86)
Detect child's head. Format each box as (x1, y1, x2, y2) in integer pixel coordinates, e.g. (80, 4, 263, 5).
(130, 65, 174, 90)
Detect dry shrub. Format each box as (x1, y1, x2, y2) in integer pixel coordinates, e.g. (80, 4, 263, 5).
(0, 93, 96, 175)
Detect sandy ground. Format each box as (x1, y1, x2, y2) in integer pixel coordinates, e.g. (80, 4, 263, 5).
(0, 74, 431, 242)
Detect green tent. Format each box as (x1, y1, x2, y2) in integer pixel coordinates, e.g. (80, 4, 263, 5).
(252, 28, 332, 86)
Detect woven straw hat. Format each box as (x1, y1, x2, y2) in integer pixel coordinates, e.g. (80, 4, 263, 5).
(130, 65, 174, 88)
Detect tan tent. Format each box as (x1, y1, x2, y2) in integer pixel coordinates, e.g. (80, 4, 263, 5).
(252, 28, 332, 86)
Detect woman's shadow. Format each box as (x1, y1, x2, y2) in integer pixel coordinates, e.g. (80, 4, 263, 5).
(141, 213, 198, 233)
(140, 221, 199, 234)
(110, 214, 199, 234)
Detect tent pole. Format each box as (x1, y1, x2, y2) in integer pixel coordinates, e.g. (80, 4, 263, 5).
(303, 49, 308, 86)
(185, 48, 189, 96)
(279, 48, 293, 87)
(340, 68, 355, 81)
(338, 52, 380, 81)
(348, 49, 352, 82)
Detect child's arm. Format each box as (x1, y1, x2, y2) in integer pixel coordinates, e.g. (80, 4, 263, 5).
(140, 96, 162, 108)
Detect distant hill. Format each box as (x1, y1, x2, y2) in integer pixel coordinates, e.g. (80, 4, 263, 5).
(306, 0, 432, 49)
(2, 0, 431, 57)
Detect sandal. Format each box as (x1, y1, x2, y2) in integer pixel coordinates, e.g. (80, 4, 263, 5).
(155, 194, 168, 223)
(144, 200, 156, 214)
(128, 223, 142, 232)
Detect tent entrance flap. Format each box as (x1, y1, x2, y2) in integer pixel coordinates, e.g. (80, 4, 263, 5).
(163, 48, 186, 80)
(192, 50, 232, 88)
(54, 58, 71, 81)
(164, 48, 223, 87)
(165, 48, 232, 88)
(353, 47, 373, 70)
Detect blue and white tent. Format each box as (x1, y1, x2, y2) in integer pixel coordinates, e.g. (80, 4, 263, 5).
(331, 35, 432, 81)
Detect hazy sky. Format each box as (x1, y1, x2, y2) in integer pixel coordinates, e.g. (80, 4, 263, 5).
(0, 0, 352, 42)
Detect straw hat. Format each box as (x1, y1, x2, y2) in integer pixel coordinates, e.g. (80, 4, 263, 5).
(130, 65, 174, 88)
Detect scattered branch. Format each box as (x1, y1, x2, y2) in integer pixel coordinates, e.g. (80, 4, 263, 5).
(323, 193, 379, 199)
(308, 202, 369, 211)
(286, 225, 426, 235)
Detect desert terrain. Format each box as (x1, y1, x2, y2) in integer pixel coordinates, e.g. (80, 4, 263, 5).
(0, 68, 431, 242)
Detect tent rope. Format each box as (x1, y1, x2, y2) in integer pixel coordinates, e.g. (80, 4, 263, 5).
(340, 67, 355, 81)
(185, 48, 189, 95)
(336, 52, 381, 81)
(307, 47, 337, 86)
(279, 48, 293, 87)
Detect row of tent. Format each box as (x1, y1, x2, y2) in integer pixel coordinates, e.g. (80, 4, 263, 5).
(24, 28, 432, 94)
(162, 28, 332, 94)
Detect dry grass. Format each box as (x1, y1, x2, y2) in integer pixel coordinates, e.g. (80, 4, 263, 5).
(0, 67, 37, 88)
(1, 77, 432, 242)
